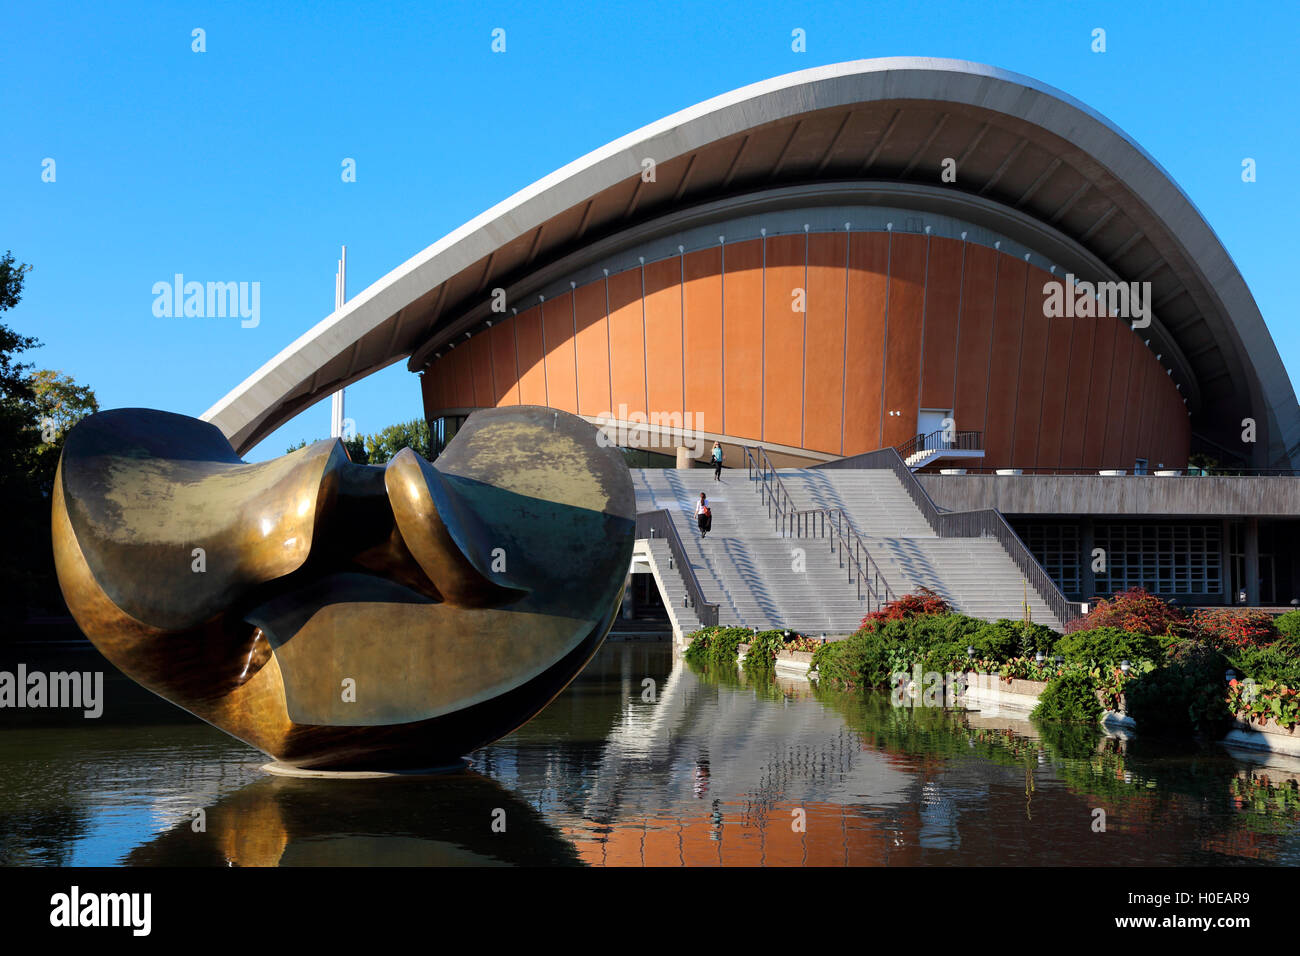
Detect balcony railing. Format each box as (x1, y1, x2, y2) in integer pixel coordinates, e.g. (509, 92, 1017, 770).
(896, 429, 983, 461)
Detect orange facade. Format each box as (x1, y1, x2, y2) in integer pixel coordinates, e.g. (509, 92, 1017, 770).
(421, 232, 1190, 469)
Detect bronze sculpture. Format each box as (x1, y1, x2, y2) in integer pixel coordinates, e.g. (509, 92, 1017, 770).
(52, 405, 634, 770)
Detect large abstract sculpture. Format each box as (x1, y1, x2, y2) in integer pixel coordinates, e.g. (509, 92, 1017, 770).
(52, 405, 634, 770)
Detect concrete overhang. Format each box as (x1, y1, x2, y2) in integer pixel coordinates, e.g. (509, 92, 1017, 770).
(201, 57, 1300, 467)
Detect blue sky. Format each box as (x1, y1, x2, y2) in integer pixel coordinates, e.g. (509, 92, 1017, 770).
(4, 0, 1296, 460)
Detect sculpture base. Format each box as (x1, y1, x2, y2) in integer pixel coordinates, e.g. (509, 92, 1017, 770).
(260, 759, 469, 779)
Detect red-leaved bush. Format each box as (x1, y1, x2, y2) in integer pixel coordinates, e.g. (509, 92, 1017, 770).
(1190, 608, 1278, 649)
(1065, 587, 1187, 636)
(860, 587, 950, 631)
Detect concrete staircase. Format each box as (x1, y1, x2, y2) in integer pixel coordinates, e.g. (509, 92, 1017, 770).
(787, 468, 1060, 627)
(636, 538, 701, 640)
(632, 465, 1065, 633)
(632, 470, 875, 634)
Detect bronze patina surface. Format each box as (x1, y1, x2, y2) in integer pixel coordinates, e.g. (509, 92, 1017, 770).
(53, 405, 634, 770)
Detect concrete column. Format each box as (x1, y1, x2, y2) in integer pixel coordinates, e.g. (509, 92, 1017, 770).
(1221, 519, 1234, 606)
(676, 446, 694, 469)
(1080, 519, 1096, 602)
(1245, 517, 1261, 606)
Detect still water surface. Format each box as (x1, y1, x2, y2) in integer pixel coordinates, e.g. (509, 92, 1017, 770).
(2, 640, 1299, 866)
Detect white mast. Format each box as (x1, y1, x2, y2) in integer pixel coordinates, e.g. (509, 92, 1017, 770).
(330, 245, 347, 439)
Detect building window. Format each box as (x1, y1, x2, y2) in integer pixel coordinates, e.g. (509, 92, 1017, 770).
(1021, 523, 1081, 596)
(1134, 458, 1148, 475)
(1095, 522, 1222, 596)
(431, 415, 467, 459)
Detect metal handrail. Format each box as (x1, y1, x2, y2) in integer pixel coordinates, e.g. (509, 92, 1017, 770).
(813, 446, 1081, 627)
(636, 510, 720, 627)
(896, 428, 984, 461)
(745, 446, 894, 612)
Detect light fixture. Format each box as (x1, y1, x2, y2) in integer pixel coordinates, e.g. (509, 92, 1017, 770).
(966, 646, 975, 658)
(1120, 660, 1130, 674)
(1035, 651, 1045, 664)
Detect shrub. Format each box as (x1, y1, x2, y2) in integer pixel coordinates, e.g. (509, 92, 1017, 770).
(741, 629, 787, 673)
(1274, 610, 1300, 647)
(683, 626, 751, 666)
(1225, 641, 1300, 685)
(860, 587, 949, 631)
(1065, 587, 1186, 636)
(1191, 608, 1277, 649)
(967, 619, 1059, 662)
(1030, 672, 1102, 723)
(1124, 641, 1231, 736)
(1054, 627, 1160, 665)
(811, 630, 899, 691)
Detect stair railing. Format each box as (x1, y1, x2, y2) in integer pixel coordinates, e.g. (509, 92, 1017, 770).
(744, 446, 894, 613)
(812, 447, 1080, 627)
(636, 510, 720, 626)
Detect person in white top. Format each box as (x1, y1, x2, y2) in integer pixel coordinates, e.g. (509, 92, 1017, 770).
(695, 492, 712, 537)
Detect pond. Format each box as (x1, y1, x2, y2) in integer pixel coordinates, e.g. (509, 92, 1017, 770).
(2, 639, 1298, 866)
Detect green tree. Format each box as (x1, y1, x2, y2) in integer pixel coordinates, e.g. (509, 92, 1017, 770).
(30, 369, 99, 495)
(0, 253, 49, 621)
(363, 419, 430, 464)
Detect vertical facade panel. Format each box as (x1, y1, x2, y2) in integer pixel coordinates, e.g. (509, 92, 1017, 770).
(450, 341, 476, 409)
(643, 257, 685, 419)
(1035, 314, 1074, 467)
(1058, 311, 1096, 468)
(842, 232, 890, 454)
(515, 305, 548, 407)
(541, 291, 579, 414)
(802, 233, 847, 455)
(763, 233, 807, 448)
(983, 256, 1027, 469)
(918, 237, 964, 413)
(1119, 329, 1148, 467)
(487, 320, 519, 407)
(683, 247, 724, 439)
(722, 239, 764, 441)
(881, 233, 927, 450)
(1012, 272, 1050, 465)
(1081, 311, 1117, 466)
(469, 331, 494, 408)
(1101, 315, 1135, 465)
(1138, 356, 1159, 468)
(952, 243, 998, 443)
(607, 267, 647, 420)
(573, 280, 612, 418)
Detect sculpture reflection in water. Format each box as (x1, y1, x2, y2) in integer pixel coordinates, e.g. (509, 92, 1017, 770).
(126, 771, 584, 867)
(52, 405, 635, 770)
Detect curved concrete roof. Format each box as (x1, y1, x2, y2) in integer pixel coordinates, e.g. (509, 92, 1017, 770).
(202, 57, 1299, 467)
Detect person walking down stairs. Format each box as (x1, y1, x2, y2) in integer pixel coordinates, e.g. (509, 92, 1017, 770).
(695, 492, 712, 538)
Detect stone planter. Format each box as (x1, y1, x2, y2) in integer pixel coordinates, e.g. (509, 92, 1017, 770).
(995, 468, 1023, 476)
(1222, 716, 1300, 757)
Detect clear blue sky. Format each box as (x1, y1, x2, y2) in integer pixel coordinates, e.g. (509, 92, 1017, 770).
(4, 0, 1296, 460)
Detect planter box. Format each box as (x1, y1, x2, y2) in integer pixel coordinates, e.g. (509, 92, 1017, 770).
(1222, 716, 1300, 757)
(736, 645, 814, 679)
